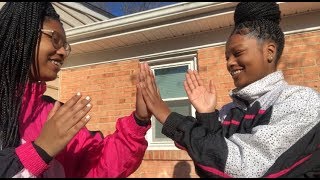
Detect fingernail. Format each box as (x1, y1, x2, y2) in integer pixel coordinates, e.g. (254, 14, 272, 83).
(86, 103, 91, 108)
(77, 92, 81, 96)
(85, 115, 91, 121)
(85, 96, 90, 101)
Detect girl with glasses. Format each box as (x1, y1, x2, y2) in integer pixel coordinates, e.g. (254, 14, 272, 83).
(0, 2, 151, 178)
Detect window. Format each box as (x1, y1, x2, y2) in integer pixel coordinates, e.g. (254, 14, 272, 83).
(145, 54, 197, 150)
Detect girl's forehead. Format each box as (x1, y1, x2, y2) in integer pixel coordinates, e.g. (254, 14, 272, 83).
(227, 34, 246, 46)
(228, 34, 258, 45)
(42, 19, 66, 36)
(43, 19, 62, 28)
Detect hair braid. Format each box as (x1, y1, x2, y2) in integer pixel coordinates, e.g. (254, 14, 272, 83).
(231, 2, 285, 64)
(0, 2, 60, 149)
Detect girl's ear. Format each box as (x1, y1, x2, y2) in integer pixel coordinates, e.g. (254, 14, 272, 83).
(267, 42, 277, 63)
(265, 42, 276, 63)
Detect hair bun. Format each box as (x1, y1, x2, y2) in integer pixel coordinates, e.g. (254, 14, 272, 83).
(234, 2, 281, 25)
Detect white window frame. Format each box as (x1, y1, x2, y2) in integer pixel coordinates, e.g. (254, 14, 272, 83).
(145, 55, 197, 150)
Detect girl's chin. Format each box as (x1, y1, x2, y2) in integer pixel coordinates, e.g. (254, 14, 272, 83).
(234, 81, 245, 89)
(42, 76, 58, 82)
(29, 75, 57, 82)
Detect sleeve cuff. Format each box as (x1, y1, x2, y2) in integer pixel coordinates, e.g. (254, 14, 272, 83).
(15, 142, 49, 177)
(161, 112, 186, 139)
(31, 142, 53, 164)
(121, 111, 151, 136)
(133, 112, 151, 127)
(196, 110, 219, 123)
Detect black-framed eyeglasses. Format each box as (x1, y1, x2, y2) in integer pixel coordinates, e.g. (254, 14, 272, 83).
(41, 29, 71, 57)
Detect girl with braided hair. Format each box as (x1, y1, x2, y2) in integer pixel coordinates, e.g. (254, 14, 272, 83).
(0, 2, 151, 178)
(138, 2, 320, 178)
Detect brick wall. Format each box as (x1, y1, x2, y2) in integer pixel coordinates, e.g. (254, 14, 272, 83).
(60, 60, 139, 134)
(279, 31, 320, 92)
(198, 30, 320, 108)
(59, 30, 320, 178)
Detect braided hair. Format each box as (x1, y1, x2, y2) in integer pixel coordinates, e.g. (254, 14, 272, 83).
(231, 2, 285, 64)
(0, 2, 60, 149)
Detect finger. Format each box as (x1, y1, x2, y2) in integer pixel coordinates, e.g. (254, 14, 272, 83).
(140, 63, 147, 83)
(145, 68, 156, 97)
(186, 71, 196, 91)
(57, 92, 82, 115)
(144, 63, 157, 89)
(62, 96, 92, 129)
(69, 95, 91, 114)
(138, 72, 148, 94)
(208, 80, 217, 94)
(144, 63, 161, 100)
(136, 83, 146, 107)
(138, 71, 143, 84)
(139, 82, 153, 108)
(137, 84, 148, 106)
(139, 74, 155, 100)
(183, 80, 192, 97)
(56, 96, 91, 132)
(139, 62, 143, 72)
(149, 69, 158, 94)
(156, 87, 161, 97)
(136, 64, 142, 84)
(47, 101, 61, 120)
(143, 62, 149, 75)
(67, 114, 91, 138)
(145, 75, 156, 98)
(67, 101, 93, 130)
(140, 62, 146, 74)
(136, 83, 142, 97)
(49, 92, 82, 120)
(140, 70, 146, 84)
(136, 83, 151, 119)
(194, 70, 204, 86)
(190, 70, 200, 87)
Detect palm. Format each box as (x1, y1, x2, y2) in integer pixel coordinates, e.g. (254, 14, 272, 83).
(184, 70, 217, 113)
(188, 85, 216, 113)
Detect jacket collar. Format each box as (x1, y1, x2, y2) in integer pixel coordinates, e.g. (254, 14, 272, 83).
(230, 71, 286, 108)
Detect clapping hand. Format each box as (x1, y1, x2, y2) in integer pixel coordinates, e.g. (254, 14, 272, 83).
(135, 63, 152, 121)
(184, 70, 217, 113)
(137, 62, 171, 124)
(34, 92, 92, 157)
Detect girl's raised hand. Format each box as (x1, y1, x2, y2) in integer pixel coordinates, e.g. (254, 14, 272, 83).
(138, 62, 171, 124)
(184, 70, 217, 113)
(34, 92, 92, 157)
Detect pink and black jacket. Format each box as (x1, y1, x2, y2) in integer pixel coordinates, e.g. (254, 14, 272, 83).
(162, 71, 320, 178)
(0, 82, 150, 178)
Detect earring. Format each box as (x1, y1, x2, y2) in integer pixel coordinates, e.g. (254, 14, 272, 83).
(268, 56, 273, 63)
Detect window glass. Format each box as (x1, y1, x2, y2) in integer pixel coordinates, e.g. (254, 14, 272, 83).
(145, 55, 196, 150)
(155, 65, 188, 99)
(153, 99, 191, 141)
